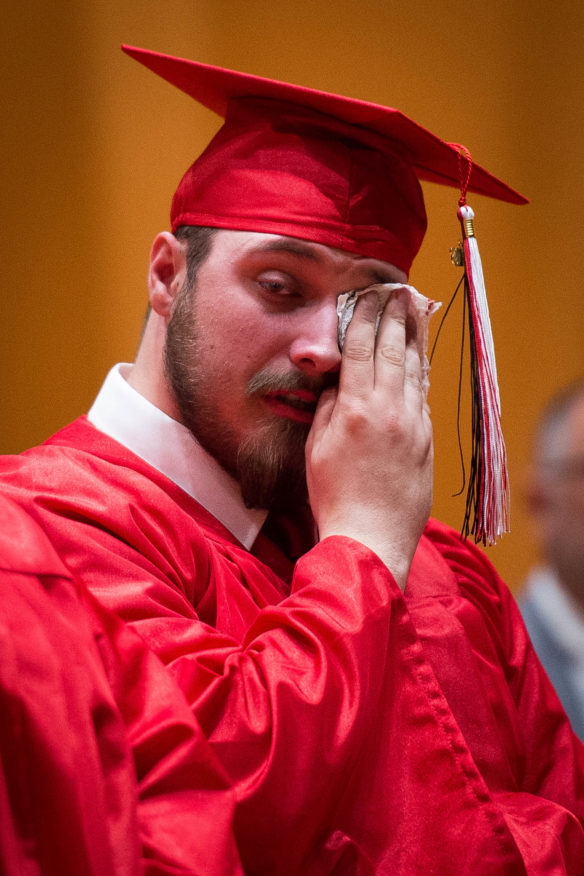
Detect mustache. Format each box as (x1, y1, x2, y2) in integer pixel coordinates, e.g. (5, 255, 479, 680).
(246, 369, 337, 398)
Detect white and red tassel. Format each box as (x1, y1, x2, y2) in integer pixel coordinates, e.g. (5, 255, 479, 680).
(453, 146, 510, 545)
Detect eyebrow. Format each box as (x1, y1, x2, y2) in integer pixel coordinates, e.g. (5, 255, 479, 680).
(249, 238, 323, 261)
(248, 238, 404, 283)
(367, 267, 403, 284)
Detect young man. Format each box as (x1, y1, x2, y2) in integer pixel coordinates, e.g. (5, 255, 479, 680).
(1, 46, 583, 873)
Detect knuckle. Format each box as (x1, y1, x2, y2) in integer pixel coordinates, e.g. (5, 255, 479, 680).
(378, 344, 405, 366)
(343, 341, 374, 363)
(342, 402, 370, 434)
(384, 410, 406, 435)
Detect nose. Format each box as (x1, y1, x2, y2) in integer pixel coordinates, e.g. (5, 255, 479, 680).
(288, 299, 342, 377)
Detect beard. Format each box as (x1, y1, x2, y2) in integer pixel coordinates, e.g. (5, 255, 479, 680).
(236, 410, 311, 511)
(164, 280, 328, 511)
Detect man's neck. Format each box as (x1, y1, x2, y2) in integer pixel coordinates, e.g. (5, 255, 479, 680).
(88, 364, 268, 549)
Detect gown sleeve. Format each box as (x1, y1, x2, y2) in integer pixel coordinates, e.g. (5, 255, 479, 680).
(91, 526, 416, 873)
(0, 496, 242, 876)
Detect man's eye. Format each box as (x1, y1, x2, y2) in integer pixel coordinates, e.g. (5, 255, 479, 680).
(259, 281, 287, 294)
(257, 275, 297, 298)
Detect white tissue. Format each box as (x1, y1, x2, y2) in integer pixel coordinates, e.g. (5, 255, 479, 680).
(336, 283, 441, 394)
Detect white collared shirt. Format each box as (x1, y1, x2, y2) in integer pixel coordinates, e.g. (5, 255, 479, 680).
(88, 364, 267, 549)
(524, 566, 584, 708)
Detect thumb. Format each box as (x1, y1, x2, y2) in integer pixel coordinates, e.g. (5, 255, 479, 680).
(306, 386, 338, 449)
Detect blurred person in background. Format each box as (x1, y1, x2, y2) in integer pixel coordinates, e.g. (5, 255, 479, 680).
(520, 377, 584, 740)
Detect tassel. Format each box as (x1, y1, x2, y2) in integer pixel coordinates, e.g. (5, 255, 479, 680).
(452, 146, 510, 545)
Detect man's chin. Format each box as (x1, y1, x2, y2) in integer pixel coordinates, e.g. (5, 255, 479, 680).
(236, 421, 310, 511)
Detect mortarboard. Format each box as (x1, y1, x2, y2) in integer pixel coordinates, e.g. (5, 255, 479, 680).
(122, 44, 525, 276)
(122, 44, 528, 544)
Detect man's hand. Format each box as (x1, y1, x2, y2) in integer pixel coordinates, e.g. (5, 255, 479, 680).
(305, 289, 433, 592)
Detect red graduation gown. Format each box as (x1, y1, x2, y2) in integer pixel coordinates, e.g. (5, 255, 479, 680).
(1, 416, 583, 874)
(0, 494, 242, 876)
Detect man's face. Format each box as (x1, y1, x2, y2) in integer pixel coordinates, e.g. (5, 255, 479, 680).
(164, 230, 406, 510)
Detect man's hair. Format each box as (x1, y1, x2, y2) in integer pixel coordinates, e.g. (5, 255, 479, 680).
(173, 225, 217, 289)
(138, 225, 217, 347)
(535, 376, 584, 465)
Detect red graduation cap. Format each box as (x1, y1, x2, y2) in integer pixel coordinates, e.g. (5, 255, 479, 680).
(123, 44, 528, 545)
(122, 44, 526, 276)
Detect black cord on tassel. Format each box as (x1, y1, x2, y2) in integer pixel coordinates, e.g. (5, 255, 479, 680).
(461, 274, 486, 544)
(431, 269, 488, 544)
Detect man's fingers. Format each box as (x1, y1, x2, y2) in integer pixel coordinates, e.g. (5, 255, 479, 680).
(338, 291, 379, 398)
(338, 286, 426, 403)
(373, 289, 410, 391)
(403, 341, 427, 410)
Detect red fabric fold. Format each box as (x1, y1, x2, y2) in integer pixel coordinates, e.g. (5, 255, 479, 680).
(0, 494, 242, 876)
(1, 418, 583, 873)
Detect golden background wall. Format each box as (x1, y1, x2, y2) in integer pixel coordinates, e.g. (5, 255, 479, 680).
(2, 0, 583, 590)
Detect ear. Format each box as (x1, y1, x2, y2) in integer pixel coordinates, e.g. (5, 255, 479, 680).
(148, 231, 187, 318)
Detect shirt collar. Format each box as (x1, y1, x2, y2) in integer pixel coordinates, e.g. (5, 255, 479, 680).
(525, 566, 584, 666)
(87, 364, 268, 548)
